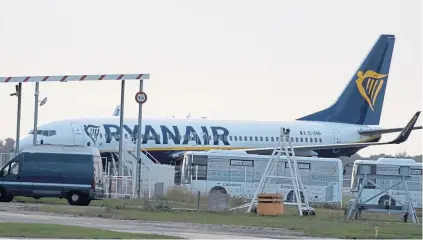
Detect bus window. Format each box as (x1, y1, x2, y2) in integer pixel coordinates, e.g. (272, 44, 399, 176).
(192, 165, 207, 180)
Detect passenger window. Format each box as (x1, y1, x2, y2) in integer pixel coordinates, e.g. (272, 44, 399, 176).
(239, 136, 242, 141)
(319, 138, 323, 143)
(229, 136, 233, 141)
(296, 137, 298, 142)
(234, 136, 238, 141)
(255, 136, 258, 141)
(260, 137, 263, 141)
(310, 138, 313, 142)
(244, 136, 247, 141)
(291, 137, 294, 142)
(249, 136, 253, 141)
(271, 137, 274, 142)
(276, 137, 279, 141)
(314, 138, 318, 143)
(300, 138, 303, 142)
(305, 138, 308, 142)
(265, 137, 268, 142)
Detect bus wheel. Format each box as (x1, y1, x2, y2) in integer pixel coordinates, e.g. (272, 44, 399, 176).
(209, 186, 227, 195)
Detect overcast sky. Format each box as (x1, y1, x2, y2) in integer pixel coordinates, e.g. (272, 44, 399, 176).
(0, 0, 421, 156)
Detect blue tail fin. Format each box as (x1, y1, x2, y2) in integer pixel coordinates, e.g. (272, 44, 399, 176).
(298, 34, 395, 125)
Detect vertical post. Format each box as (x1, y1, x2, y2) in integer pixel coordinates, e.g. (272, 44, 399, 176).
(15, 83, 22, 156)
(33, 82, 39, 145)
(137, 80, 144, 198)
(197, 190, 201, 211)
(118, 80, 125, 192)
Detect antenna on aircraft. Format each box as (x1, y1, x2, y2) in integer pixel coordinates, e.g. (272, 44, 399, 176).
(187, 113, 191, 119)
(39, 97, 48, 106)
(113, 105, 121, 116)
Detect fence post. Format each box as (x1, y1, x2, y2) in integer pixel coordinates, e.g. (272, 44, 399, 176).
(197, 191, 201, 211)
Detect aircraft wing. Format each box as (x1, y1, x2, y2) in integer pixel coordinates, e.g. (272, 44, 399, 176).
(244, 111, 421, 155)
(358, 126, 422, 135)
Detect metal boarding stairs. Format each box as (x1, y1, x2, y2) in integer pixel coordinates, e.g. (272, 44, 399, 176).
(247, 127, 315, 216)
(106, 147, 161, 176)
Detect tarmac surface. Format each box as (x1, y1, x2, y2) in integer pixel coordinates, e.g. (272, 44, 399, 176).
(0, 202, 320, 239)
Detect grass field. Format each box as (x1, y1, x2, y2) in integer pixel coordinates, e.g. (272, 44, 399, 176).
(30, 202, 421, 239)
(0, 222, 182, 239)
(12, 190, 423, 239)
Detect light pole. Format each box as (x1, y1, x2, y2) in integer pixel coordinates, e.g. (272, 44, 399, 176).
(10, 84, 22, 155)
(33, 82, 48, 145)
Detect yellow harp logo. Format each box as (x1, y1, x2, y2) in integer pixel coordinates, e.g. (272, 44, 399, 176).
(355, 70, 388, 112)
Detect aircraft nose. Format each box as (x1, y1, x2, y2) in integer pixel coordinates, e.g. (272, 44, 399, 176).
(16, 134, 33, 153)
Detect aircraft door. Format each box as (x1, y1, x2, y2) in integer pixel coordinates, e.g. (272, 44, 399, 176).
(71, 122, 84, 145)
(332, 129, 341, 154)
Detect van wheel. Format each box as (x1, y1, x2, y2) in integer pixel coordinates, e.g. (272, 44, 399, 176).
(0, 188, 14, 202)
(67, 192, 83, 205)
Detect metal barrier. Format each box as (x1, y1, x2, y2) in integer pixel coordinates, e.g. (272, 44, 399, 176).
(103, 175, 135, 199)
(102, 170, 153, 199)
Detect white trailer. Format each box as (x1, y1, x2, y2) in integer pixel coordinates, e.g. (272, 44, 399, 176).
(349, 158, 422, 210)
(180, 150, 343, 206)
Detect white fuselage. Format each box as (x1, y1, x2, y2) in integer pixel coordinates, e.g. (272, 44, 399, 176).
(18, 116, 380, 165)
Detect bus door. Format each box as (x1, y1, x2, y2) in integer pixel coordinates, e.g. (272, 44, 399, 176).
(228, 159, 255, 199)
(243, 164, 255, 199)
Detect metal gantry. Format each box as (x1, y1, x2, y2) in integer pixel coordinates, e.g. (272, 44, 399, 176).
(1, 73, 150, 193)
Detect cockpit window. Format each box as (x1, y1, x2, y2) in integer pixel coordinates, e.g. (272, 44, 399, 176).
(28, 130, 56, 137)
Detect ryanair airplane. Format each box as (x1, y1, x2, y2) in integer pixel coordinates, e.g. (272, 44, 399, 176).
(18, 34, 422, 165)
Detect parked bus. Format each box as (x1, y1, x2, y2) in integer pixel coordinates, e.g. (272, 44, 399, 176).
(181, 150, 343, 205)
(350, 158, 422, 209)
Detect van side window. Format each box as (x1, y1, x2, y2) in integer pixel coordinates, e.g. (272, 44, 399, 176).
(2, 161, 20, 176)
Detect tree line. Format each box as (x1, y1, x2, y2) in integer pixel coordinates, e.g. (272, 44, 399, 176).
(0, 138, 15, 153)
(0, 137, 421, 162)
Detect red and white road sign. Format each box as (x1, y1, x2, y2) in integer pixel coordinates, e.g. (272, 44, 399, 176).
(135, 91, 147, 104)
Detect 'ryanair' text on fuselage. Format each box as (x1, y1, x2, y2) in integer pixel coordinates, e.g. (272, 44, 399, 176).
(83, 124, 230, 146)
